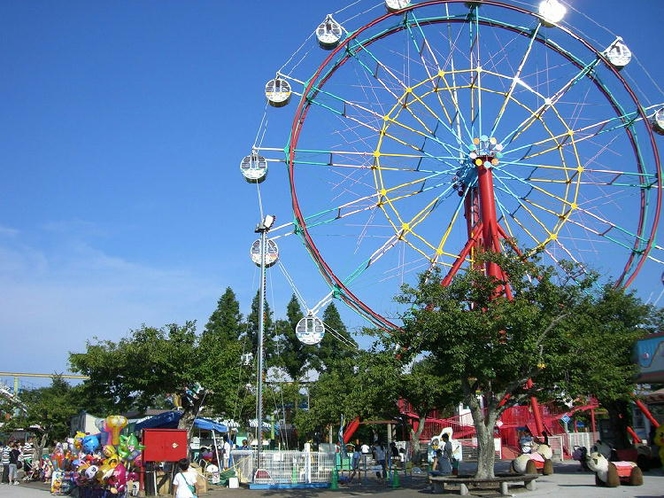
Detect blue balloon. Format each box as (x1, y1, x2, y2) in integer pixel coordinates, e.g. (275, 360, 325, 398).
(82, 434, 101, 454)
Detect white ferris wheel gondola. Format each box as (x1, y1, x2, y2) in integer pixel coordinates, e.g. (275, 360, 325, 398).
(296, 314, 325, 345)
(604, 37, 632, 70)
(385, 0, 410, 13)
(265, 76, 291, 107)
(652, 108, 664, 135)
(249, 238, 279, 268)
(316, 14, 343, 49)
(240, 152, 268, 183)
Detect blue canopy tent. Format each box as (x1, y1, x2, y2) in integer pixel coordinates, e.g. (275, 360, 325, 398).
(134, 411, 181, 430)
(193, 418, 229, 433)
(135, 411, 228, 433)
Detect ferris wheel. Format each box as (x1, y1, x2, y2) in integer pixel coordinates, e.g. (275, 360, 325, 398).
(242, 0, 664, 331)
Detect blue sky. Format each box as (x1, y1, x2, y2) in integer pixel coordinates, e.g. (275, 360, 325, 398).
(1, 0, 663, 390)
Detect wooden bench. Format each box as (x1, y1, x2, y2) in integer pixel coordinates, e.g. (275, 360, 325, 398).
(429, 473, 539, 496)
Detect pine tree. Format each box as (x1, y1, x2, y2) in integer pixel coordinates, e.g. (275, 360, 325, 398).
(314, 302, 357, 372)
(198, 288, 254, 421)
(273, 294, 308, 382)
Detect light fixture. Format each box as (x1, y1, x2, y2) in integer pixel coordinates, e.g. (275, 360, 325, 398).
(255, 214, 276, 233)
(538, 0, 566, 26)
(264, 214, 276, 230)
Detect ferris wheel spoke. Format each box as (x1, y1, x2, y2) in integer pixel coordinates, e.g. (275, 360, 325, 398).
(566, 202, 652, 252)
(403, 9, 468, 153)
(305, 83, 464, 161)
(541, 242, 585, 274)
(403, 11, 443, 82)
(441, 8, 472, 150)
(502, 56, 605, 148)
(509, 109, 653, 170)
(646, 243, 664, 265)
(494, 190, 555, 248)
(344, 36, 410, 103)
(295, 192, 380, 230)
(468, 7, 482, 138)
(490, 24, 544, 137)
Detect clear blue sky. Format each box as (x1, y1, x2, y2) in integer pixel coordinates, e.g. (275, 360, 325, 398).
(1, 0, 663, 390)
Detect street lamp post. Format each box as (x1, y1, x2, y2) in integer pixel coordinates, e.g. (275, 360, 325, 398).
(254, 215, 275, 474)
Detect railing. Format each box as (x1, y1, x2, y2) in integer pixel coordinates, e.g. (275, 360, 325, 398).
(230, 449, 336, 485)
(411, 399, 600, 447)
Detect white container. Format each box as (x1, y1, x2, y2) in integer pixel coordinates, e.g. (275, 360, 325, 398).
(228, 477, 239, 489)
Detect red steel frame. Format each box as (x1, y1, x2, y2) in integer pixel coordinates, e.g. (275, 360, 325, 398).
(450, 158, 545, 436)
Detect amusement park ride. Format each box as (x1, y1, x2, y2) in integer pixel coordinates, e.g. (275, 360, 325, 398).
(241, 0, 663, 449)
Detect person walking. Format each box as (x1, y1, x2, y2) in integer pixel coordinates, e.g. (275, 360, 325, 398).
(348, 445, 362, 483)
(8, 441, 21, 485)
(21, 437, 35, 480)
(0, 442, 10, 484)
(173, 458, 199, 498)
(222, 436, 231, 469)
(372, 442, 386, 480)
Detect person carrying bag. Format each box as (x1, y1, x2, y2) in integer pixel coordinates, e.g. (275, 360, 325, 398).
(173, 458, 198, 498)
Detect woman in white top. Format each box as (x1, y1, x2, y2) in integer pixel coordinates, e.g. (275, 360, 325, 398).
(172, 458, 199, 498)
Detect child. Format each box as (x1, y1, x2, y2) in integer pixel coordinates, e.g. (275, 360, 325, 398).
(173, 458, 199, 498)
(348, 446, 362, 483)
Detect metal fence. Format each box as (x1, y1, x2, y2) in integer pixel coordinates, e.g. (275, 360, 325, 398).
(230, 449, 336, 485)
(564, 431, 599, 458)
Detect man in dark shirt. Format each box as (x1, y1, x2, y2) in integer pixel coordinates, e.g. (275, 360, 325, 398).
(8, 441, 21, 485)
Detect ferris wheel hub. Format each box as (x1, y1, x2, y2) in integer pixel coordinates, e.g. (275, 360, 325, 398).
(469, 136, 503, 168)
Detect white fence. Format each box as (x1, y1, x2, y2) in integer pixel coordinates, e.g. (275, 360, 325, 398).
(564, 432, 599, 458)
(230, 449, 336, 485)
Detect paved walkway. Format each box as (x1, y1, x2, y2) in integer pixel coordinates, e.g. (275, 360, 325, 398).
(2, 461, 663, 497)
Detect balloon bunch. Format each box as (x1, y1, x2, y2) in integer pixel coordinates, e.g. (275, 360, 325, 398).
(49, 415, 143, 495)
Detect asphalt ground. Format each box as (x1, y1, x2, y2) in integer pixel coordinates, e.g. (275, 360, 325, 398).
(3, 460, 663, 497)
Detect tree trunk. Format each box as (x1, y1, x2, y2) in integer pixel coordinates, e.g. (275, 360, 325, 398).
(35, 433, 48, 469)
(178, 409, 196, 435)
(605, 400, 632, 450)
(409, 416, 427, 463)
(176, 387, 209, 439)
(467, 392, 497, 479)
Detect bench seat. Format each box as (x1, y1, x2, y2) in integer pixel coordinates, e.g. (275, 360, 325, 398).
(428, 473, 539, 496)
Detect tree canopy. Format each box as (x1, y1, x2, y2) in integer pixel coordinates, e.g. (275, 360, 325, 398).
(69, 322, 207, 429)
(391, 250, 596, 478)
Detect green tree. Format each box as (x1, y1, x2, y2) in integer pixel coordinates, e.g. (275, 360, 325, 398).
(13, 376, 82, 449)
(313, 302, 356, 372)
(294, 349, 401, 444)
(556, 285, 651, 449)
(392, 250, 592, 479)
(273, 294, 307, 382)
(643, 303, 664, 335)
(203, 287, 244, 343)
(69, 322, 206, 431)
(199, 288, 255, 421)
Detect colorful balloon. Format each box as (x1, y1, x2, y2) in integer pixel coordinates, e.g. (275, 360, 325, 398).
(73, 432, 86, 450)
(109, 462, 128, 493)
(85, 465, 99, 481)
(105, 415, 128, 446)
(82, 434, 101, 454)
(118, 433, 145, 462)
(102, 444, 117, 458)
